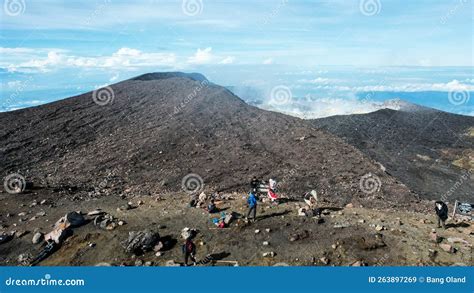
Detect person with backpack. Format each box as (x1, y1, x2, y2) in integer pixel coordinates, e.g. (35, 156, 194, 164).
(434, 201, 448, 229)
(246, 191, 258, 222)
(182, 237, 197, 266)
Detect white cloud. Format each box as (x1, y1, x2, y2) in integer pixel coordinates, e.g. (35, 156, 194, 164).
(187, 47, 213, 64)
(263, 58, 273, 65)
(219, 56, 235, 64)
(298, 77, 331, 84)
(349, 80, 474, 92)
(3, 47, 177, 72)
(110, 73, 120, 82)
(6, 80, 22, 88)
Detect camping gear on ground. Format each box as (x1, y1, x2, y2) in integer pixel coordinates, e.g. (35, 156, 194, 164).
(303, 190, 318, 207)
(30, 240, 58, 266)
(267, 189, 278, 201)
(0, 233, 13, 245)
(452, 200, 473, 220)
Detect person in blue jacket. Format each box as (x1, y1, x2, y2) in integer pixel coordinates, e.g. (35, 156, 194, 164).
(247, 191, 258, 222)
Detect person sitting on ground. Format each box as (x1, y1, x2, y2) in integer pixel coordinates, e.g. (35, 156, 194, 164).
(207, 199, 218, 213)
(182, 237, 197, 266)
(435, 201, 448, 229)
(247, 191, 258, 222)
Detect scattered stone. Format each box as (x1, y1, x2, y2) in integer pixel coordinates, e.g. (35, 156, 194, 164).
(144, 261, 153, 266)
(153, 241, 164, 252)
(254, 229, 260, 234)
(155, 252, 162, 257)
(262, 251, 276, 258)
(273, 262, 289, 266)
(44, 227, 67, 244)
(181, 227, 197, 240)
(32, 232, 43, 244)
(430, 231, 442, 243)
(87, 210, 104, 216)
(40, 199, 47, 205)
(375, 225, 385, 231)
(428, 249, 437, 259)
(263, 241, 269, 246)
(331, 244, 337, 250)
(447, 237, 469, 245)
(118, 203, 132, 211)
(439, 243, 455, 253)
(36, 211, 46, 217)
(122, 229, 160, 255)
(17, 212, 27, 217)
(137, 200, 144, 206)
(165, 260, 180, 267)
(351, 260, 367, 266)
(17, 253, 32, 265)
(320, 257, 330, 265)
(15, 230, 29, 238)
(265, 228, 271, 233)
(95, 262, 111, 266)
(345, 203, 354, 208)
(118, 220, 125, 226)
(334, 223, 350, 229)
(358, 219, 365, 223)
(135, 259, 143, 266)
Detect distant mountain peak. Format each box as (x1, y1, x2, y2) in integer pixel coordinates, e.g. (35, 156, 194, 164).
(131, 72, 208, 83)
(381, 98, 434, 113)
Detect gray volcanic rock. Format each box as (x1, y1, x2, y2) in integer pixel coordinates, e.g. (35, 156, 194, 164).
(0, 72, 417, 208)
(312, 104, 474, 202)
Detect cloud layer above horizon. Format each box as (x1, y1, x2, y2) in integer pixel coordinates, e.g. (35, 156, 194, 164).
(1, 0, 472, 116)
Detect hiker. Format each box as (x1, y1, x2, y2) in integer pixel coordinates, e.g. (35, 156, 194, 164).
(435, 201, 448, 229)
(267, 178, 278, 202)
(189, 194, 198, 208)
(269, 178, 277, 191)
(247, 191, 258, 222)
(250, 176, 260, 193)
(207, 199, 218, 213)
(182, 238, 197, 266)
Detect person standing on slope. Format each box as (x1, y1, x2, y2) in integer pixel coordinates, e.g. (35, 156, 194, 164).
(250, 176, 260, 193)
(183, 237, 197, 266)
(246, 191, 258, 222)
(434, 201, 448, 229)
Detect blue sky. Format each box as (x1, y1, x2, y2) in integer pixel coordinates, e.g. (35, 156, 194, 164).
(0, 0, 473, 116)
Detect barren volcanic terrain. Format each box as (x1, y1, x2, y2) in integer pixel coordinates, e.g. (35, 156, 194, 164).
(312, 102, 474, 202)
(0, 73, 471, 267)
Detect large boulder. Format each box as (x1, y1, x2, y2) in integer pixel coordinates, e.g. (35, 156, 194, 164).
(122, 230, 160, 255)
(54, 211, 85, 229)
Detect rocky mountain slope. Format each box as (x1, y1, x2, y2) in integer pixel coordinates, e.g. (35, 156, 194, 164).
(312, 102, 474, 202)
(0, 72, 416, 208)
